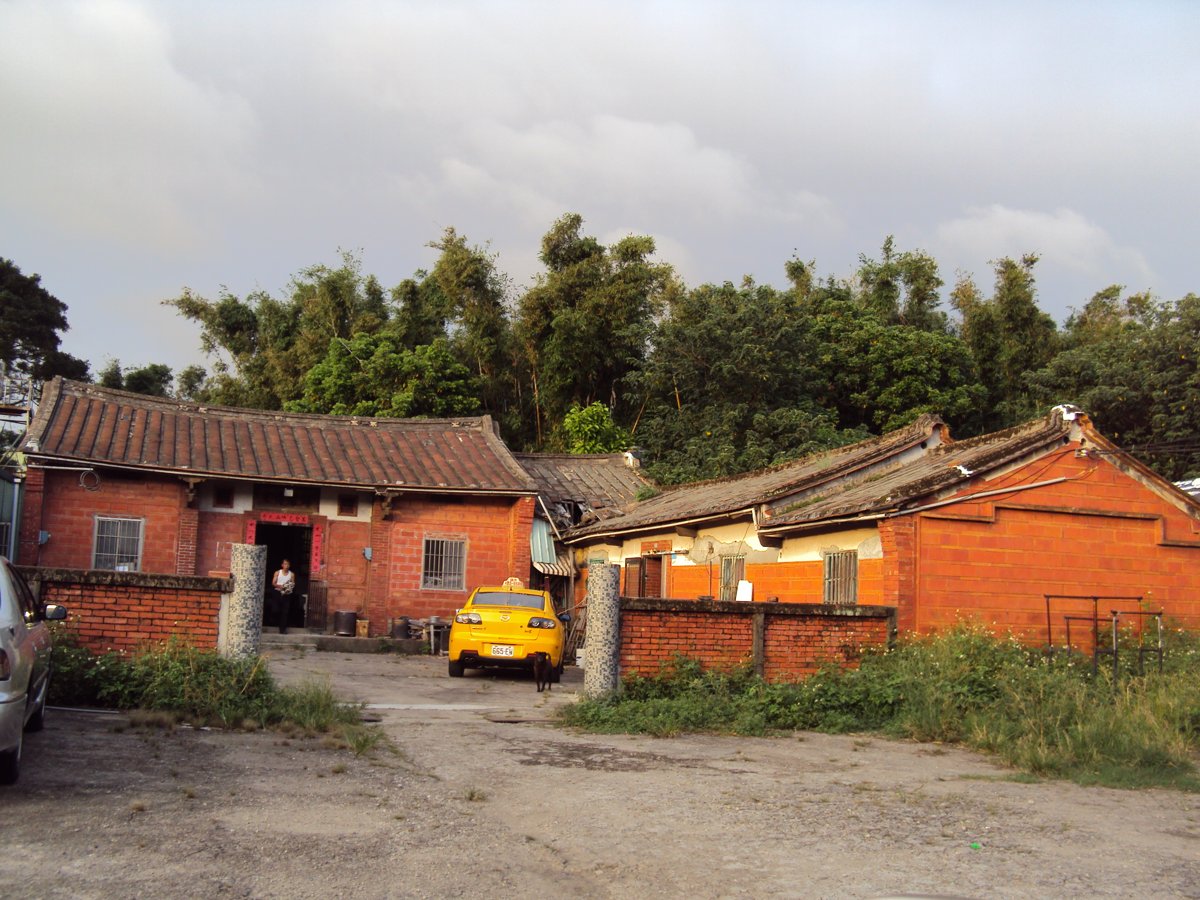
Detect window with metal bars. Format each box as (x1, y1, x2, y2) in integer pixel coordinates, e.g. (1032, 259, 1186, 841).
(93, 516, 143, 571)
(822, 549, 858, 605)
(421, 537, 466, 590)
(719, 556, 745, 602)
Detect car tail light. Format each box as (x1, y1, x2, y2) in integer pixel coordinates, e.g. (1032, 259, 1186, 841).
(455, 612, 482, 625)
(0, 649, 9, 681)
(527, 617, 557, 629)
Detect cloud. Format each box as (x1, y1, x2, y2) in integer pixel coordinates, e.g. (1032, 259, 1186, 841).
(935, 205, 1154, 284)
(0, 0, 258, 252)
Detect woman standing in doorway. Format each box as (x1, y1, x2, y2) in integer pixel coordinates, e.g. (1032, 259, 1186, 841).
(271, 558, 296, 634)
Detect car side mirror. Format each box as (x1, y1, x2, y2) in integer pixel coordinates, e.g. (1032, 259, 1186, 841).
(42, 603, 68, 621)
(557, 612, 572, 624)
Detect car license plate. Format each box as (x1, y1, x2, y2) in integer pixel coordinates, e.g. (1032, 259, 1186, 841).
(490, 644, 514, 657)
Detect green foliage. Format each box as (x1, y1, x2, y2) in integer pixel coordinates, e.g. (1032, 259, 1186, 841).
(810, 300, 985, 432)
(855, 236, 949, 332)
(516, 214, 674, 444)
(561, 402, 630, 453)
(49, 635, 363, 733)
(292, 334, 481, 418)
(1027, 288, 1200, 479)
(952, 255, 1060, 429)
(0, 258, 89, 382)
(562, 626, 1200, 790)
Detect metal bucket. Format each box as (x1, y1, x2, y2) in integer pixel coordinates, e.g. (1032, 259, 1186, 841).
(333, 610, 357, 636)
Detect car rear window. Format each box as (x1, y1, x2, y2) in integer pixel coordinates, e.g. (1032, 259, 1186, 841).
(470, 591, 546, 609)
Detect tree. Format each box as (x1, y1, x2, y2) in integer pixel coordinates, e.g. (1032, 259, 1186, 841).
(428, 228, 518, 432)
(634, 277, 857, 483)
(516, 214, 675, 446)
(0, 259, 89, 402)
(165, 252, 389, 410)
(855, 237, 949, 332)
(810, 302, 985, 432)
(561, 402, 630, 454)
(291, 333, 481, 419)
(952, 255, 1059, 429)
(1027, 288, 1200, 479)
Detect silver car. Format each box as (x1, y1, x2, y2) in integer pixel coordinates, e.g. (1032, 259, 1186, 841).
(0, 557, 67, 785)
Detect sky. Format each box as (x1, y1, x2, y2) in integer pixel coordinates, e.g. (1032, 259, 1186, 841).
(2, 1, 1198, 377)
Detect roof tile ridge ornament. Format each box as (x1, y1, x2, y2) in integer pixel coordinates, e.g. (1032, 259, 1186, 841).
(477, 414, 538, 493)
(23, 375, 64, 451)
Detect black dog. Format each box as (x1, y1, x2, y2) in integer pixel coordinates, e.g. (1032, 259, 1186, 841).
(531, 652, 552, 693)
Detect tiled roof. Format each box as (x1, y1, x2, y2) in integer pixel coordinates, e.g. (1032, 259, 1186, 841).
(515, 453, 650, 506)
(760, 412, 1075, 530)
(515, 453, 652, 528)
(564, 414, 946, 540)
(23, 378, 535, 494)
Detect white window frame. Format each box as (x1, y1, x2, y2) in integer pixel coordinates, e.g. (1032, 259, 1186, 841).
(421, 537, 466, 591)
(822, 549, 858, 605)
(93, 516, 144, 571)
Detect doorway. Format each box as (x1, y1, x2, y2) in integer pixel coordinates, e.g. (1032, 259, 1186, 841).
(256, 523, 312, 630)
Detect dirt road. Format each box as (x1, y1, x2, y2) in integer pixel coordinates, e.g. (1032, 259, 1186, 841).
(2, 650, 1198, 898)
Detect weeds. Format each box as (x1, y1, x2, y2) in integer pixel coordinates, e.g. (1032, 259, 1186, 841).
(49, 635, 385, 754)
(561, 624, 1200, 791)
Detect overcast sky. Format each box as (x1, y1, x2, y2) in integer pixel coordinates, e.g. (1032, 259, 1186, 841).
(2, 1, 1197, 377)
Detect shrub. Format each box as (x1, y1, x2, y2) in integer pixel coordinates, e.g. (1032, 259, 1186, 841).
(562, 625, 1200, 790)
(50, 636, 366, 735)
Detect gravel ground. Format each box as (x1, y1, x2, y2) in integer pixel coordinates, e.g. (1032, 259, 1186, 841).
(1, 650, 1197, 899)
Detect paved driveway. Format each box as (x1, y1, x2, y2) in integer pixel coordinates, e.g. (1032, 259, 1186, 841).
(260, 648, 1200, 899)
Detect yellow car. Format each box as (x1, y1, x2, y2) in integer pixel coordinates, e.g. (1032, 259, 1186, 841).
(447, 582, 570, 680)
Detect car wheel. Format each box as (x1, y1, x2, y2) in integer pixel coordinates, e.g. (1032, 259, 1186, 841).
(448, 658, 465, 678)
(0, 733, 21, 786)
(549, 662, 562, 684)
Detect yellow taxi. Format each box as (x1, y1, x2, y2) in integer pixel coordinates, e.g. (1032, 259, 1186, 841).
(447, 579, 570, 681)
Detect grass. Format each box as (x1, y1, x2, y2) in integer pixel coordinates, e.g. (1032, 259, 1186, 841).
(561, 624, 1200, 791)
(49, 633, 384, 753)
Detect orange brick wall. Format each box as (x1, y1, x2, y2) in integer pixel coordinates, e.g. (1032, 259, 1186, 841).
(647, 557, 883, 605)
(906, 450, 1200, 639)
(27, 572, 226, 653)
(618, 599, 894, 683)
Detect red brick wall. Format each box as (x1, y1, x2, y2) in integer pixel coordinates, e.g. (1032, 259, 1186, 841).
(909, 450, 1200, 639)
(620, 608, 754, 673)
(618, 598, 894, 683)
(29, 470, 188, 573)
(196, 511, 245, 576)
(762, 613, 891, 681)
(22, 568, 227, 653)
(371, 494, 535, 633)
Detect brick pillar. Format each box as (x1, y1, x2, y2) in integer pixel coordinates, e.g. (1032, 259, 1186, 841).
(509, 496, 534, 579)
(362, 498, 393, 636)
(880, 515, 918, 634)
(16, 467, 45, 566)
(177, 506, 199, 576)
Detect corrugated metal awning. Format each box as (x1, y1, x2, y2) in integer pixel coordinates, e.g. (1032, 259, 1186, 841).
(531, 517, 557, 564)
(533, 554, 574, 577)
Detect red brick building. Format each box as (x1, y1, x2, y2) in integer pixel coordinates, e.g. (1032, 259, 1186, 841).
(566, 407, 1200, 650)
(16, 379, 537, 635)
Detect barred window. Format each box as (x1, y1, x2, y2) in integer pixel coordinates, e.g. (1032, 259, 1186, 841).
(94, 517, 143, 571)
(422, 537, 466, 590)
(719, 556, 745, 602)
(823, 549, 858, 605)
